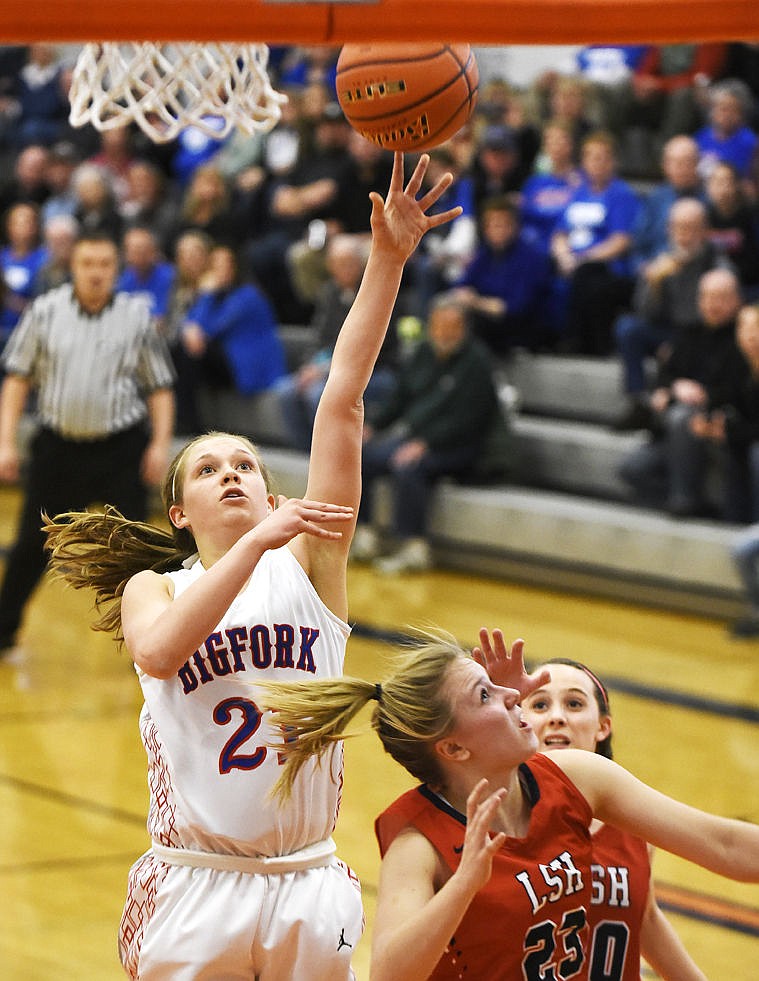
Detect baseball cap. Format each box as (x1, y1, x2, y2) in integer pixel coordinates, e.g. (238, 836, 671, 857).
(482, 125, 516, 152)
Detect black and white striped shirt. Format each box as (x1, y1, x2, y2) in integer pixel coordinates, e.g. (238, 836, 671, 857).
(1, 284, 175, 440)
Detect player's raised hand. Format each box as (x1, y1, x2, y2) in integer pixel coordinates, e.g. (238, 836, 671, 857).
(472, 628, 551, 701)
(368, 151, 463, 262)
(454, 779, 507, 895)
(250, 495, 354, 552)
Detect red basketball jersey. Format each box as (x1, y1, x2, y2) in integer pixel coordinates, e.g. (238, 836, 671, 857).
(375, 753, 594, 981)
(587, 823, 651, 981)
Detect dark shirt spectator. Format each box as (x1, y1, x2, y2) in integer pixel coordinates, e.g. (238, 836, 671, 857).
(72, 163, 123, 241)
(33, 212, 78, 296)
(691, 302, 759, 524)
(626, 44, 726, 134)
(0, 144, 50, 218)
(12, 44, 70, 149)
(0, 45, 28, 150)
(170, 163, 246, 250)
(469, 124, 527, 215)
(87, 127, 138, 207)
(351, 293, 500, 575)
(332, 129, 394, 235)
(619, 268, 745, 517)
(526, 72, 596, 164)
(704, 160, 759, 296)
(723, 43, 759, 127)
(40, 140, 80, 225)
(286, 126, 393, 309)
(613, 196, 732, 429)
(275, 233, 397, 451)
(120, 160, 180, 254)
(245, 102, 353, 322)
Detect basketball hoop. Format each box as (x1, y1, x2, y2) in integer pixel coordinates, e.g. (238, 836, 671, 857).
(68, 42, 288, 144)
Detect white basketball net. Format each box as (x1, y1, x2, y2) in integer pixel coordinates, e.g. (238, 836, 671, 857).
(69, 42, 288, 144)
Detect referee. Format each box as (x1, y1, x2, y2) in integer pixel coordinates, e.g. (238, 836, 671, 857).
(0, 231, 175, 656)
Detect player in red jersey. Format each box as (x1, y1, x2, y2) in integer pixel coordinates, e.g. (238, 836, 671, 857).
(259, 628, 759, 981)
(520, 654, 707, 981)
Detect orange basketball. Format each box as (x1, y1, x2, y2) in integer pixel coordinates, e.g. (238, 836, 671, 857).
(336, 43, 479, 152)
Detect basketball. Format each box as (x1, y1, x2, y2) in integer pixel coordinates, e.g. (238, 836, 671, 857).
(336, 43, 479, 152)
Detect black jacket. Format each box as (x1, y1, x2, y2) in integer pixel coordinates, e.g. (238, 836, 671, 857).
(368, 335, 498, 452)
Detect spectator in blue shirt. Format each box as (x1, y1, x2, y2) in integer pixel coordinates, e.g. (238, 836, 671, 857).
(520, 120, 582, 257)
(117, 226, 175, 330)
(695, 79, 759, 197)
(632, 134, 704, 270)
(453, 196, 552, 355)
(0, 202, 48, 333)
(176, 244, 286, 434)
(550, 130, 641, 354)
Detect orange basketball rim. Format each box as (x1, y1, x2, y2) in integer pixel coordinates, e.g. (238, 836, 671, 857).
(1, 0, 756, 44)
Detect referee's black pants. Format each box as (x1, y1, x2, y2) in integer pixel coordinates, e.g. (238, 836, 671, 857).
(0, 425, 149, 647)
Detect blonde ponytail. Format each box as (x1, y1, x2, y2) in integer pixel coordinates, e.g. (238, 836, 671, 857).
(258, 676, 378, 800)
(260, 629, 468, 800)
(43, 506, 194, 642)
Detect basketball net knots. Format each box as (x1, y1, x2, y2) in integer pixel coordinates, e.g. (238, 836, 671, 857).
(69, 42, 288, 143)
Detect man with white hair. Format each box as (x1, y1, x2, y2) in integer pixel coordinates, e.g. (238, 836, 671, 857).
(612, 196, 733, 431)
(619, 267, 745, 517)
(34, 212, 79, 295)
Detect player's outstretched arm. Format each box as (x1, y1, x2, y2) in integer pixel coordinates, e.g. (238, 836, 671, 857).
(312, 151, 462, 451)
(299, 153, 462, 611)
(554, 750, 759, 882)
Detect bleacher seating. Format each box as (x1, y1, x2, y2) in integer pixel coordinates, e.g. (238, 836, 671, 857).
(8, 327, 743, 617)
(188, 327, 745, 618)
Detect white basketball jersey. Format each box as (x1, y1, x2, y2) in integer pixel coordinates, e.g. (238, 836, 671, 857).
(136, 546, 350, 857)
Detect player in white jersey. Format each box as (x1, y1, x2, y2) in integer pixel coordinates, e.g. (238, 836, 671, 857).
(44, 152, 463, 980)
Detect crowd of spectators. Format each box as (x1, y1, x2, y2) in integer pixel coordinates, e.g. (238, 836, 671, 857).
(1, 40, 759, 555)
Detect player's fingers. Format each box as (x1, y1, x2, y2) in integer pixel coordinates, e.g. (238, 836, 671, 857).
(416, 171, 453, 211)
(426, 205, 463, 229)
(389, 150, 404, 191)
(531, 667, 551, 688)
(404, 152, 428, 196)
(294, 499, 354, 512)
(509, 637, 525, 659)
(304, 525, 344, 540)
(465, 778, 490, 819)
(478, 627, 495, 658)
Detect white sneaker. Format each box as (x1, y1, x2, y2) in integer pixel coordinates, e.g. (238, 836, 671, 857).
(373, 538, 432, 575)
(350, 525, 380, 562)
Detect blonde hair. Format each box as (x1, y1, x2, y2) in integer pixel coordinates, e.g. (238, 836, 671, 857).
(43, 431, 273, 643)
(258, 630, 468, 800)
